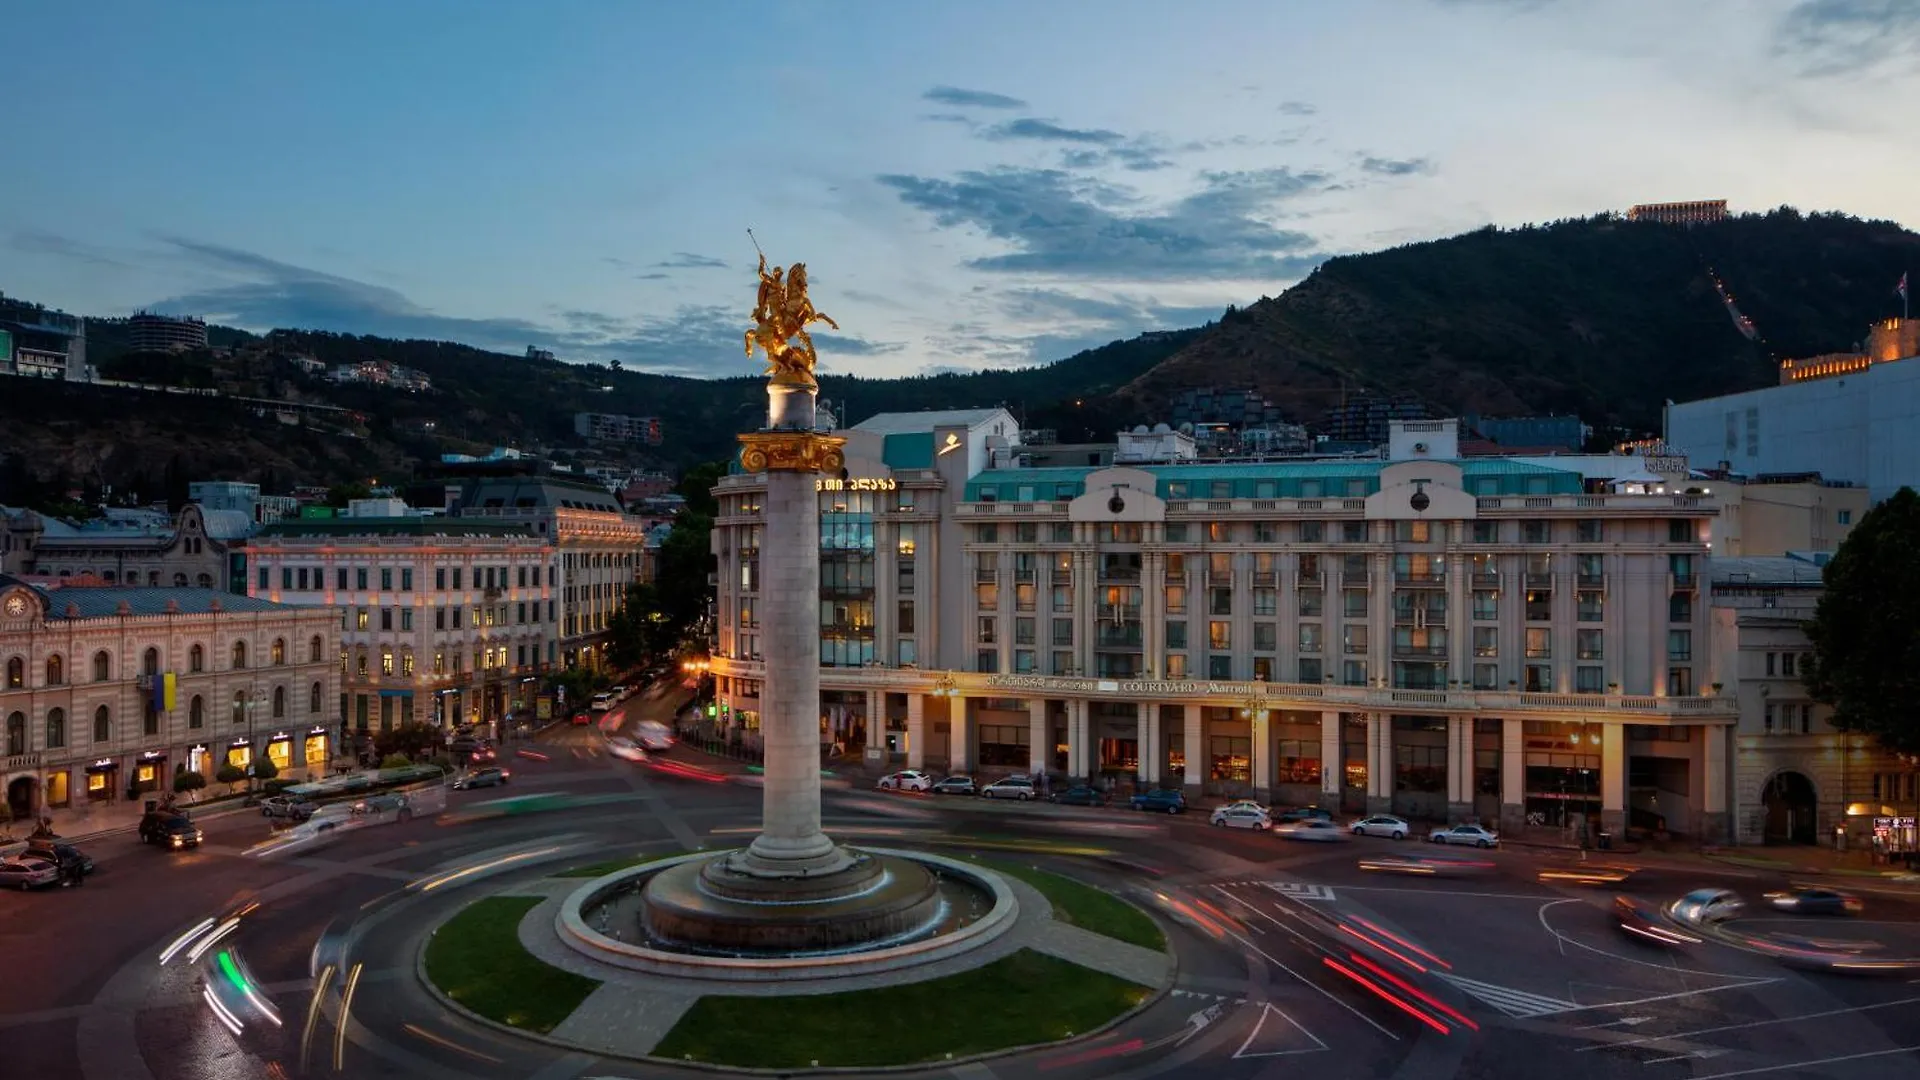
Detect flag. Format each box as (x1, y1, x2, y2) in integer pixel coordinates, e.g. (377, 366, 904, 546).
(1900, 272, 1909, 300)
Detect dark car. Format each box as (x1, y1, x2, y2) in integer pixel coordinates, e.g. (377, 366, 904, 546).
(452, 766, 512, 790)
(1765, 888, 1864, 916)
(25, 839, 94, 877)
(139, 812, 203, 850)
(1051, 785, 1109, 807)
(1274, 806, 1333, 824)
(1130, 788, 1187, 814)
(930, 775, 977, 795)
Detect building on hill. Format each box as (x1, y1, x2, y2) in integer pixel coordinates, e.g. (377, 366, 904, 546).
(1320, 393, 1428, 444)
(0, 294, 87, 381)
(1709, 555, 1911, 850)
(329, 359, 432, 391)
(1627, 200, 1728, 225)
(707, 409, 1737, 842)
(1664, 318, 1920, 501)
(1, 575, 341, 827)
(128, 312, 209, 353)
(574, 412, 663, 446)
(526, 346, 555, 363)
(1704, 474, 1868, 557)
(1465, 414, 1588, 452)
(1166, 386, 1289, 429)
(2, 503, 251, 591)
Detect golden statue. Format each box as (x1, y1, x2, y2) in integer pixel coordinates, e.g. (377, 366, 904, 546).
(746, 252, 838, 384)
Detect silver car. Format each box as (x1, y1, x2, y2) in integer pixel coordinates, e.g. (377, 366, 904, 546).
(1277, 819, 1347, 842)
(1210, 805, 1272, 830)
(1429, 824, 1500, 848)
(981, 776, 1037, 801)
(0, 855, 60, 890)
(1350, 814, 1411, 840)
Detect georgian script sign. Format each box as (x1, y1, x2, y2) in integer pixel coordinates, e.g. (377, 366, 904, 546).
(985, 674, 1249, 698)
(816, 477, 898, 492)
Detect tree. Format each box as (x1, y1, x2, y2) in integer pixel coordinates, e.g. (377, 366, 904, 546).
(216, 763, 247, 790)
(1803, 487, 1920, 755)
(374, 723, 443, 761)
(325, 481, 374, 508)
(379, 753, 414, 771)
(252, 756, 280, 782)
(173, 769, 207, 795)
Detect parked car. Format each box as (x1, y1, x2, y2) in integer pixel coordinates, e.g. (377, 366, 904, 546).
(930, 775, 977, 795)
(1277, 819, 1347, 843)
(25, 839, 94, 877)
(139, 812, 203, 850)
(1218, 799, 1270, 816)
(261, 796, 316, 822)
(1671, 888, 1745, 926)
(1131, 788, 1188, 814)
(1274, 806, 1334, 825)
(1051, 785, 1109, 807)
(0, 855, 61, 890)
(1350, 815, 1411, 840)
(1429, 824, 1500, 848)
(452, 767, 512, 790)
(1210, 805, 1272, 830)
(877, 770, 933, 793)
(981, 776, 1038, 801)
(1764, 888, 1863, 916)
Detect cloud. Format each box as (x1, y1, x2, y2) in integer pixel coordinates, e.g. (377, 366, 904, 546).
(1358, 155, 1436, 176)
(1277, 101, 1317, 116)
(984, 118, 1125, 145)
(922, 85, 1029, 109)
(878, 166, 1329, 280)
(636, 272, 670, 280)
(1775, 0, 1920, 75)
(652, 252, 728, 269)
(9, 229, 132, 269)
(142, 235, 904, 377)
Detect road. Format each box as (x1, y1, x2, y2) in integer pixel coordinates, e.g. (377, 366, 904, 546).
(5, 703, 1920, 1080)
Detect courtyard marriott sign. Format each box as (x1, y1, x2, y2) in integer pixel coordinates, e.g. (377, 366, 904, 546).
(985, 674, 1256, 698)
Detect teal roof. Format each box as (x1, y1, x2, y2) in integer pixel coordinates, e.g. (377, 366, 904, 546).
(256, 517, 535, 538)
(882, 432, 934, 470)
(963, 459, 1583, 502)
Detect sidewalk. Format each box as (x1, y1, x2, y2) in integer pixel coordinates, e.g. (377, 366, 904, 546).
(1508, 832, 1920, 886)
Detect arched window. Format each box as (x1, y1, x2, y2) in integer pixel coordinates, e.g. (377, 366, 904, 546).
(189, 644, 205, 672)
(93, 650, 112, 682)
(309, 636, 323, 663)
(46, 707, 66, 749)
(272, 638, 286, 666)
(143, 647, 161, 677)
(272, 685, 286, 718)
(309, 682, 323, 714)
(356, 652, 368, 678)
(173, 573, 188, 587)
(5, 711, 24, 756)
(45, 654, 63, 686)
(231, 690, 248, 725)
(189, 695, 204, 729)
(197, 574, 213, 588)
(231, 640, 247, 669)
(6, 657, 22, 689)
(94, 705, 111, 742)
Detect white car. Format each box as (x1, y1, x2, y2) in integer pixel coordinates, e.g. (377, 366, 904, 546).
(1277, 819, 1347, 842)
(1350, 814, 1411, 840)
(981, 776, 1038, 801)
(1210, 805, 1273, 830)
(1429, 824, 1500, 848)
(1671, 888, 1745, 925)
(0, 855, 60, 890)
(606, 736, 648, 762)
(877, 770, 932, 793)
(1217, 799, 1269, 816)
(633, 721, 676, 752)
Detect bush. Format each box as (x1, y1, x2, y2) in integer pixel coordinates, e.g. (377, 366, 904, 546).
(173, 770, 207, 795)
(215, 764, 247, 786)
(379, 753, 414, 770)
(252, 756, 280, 781)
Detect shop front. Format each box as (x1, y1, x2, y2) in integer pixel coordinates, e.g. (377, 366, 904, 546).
(227, 737, 253, 772)
(187, 743, 211, 780)
(134, 751, 166, 795)
(820, 689, 869, 754)
(266, 732, 294, 773)
(304, 726, 331, 770)
(43, 768, 69, 809)
(85, 758, 118, 802)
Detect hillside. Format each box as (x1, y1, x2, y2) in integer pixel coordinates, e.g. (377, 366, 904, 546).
(1115, 208, 1920, 432)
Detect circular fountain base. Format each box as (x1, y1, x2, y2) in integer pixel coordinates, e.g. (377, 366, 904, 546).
(641, 846, 943, 955)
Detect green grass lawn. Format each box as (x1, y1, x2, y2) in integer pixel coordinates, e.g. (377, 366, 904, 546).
(422, 896, 600, 1033)
(652, 948, 1148, 1068)
(965, 857, 1167, 952)
(553, 850, 681, 877)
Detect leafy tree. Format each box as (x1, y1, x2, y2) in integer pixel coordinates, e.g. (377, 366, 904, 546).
(216, 763, 247, 790)
(374, 723, 444, 761)
(252, 756, 280, 782)
(173, 768, 207, 795)
(379, 753, 414, 770)
(676, 461, 727, 519)
(1803, 487, 1920, 755)
(325, 481, 374, 508)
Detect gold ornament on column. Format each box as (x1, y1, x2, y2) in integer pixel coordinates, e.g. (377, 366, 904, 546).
(737, 234, 847, 474)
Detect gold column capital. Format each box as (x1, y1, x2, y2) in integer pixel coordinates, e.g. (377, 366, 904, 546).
(738, 431, 847, 475)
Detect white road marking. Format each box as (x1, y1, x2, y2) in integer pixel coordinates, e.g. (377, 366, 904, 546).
(1552, 979, 1778, 1022)
(1336, 884, 1558, 900)
(1582, 995, 1920, 1053)
(1692, 1046, 1920, 1079)
(1263, 882, 1338, 902)
(1234, 1003, 1330, 1059)
(1647, 1048, 1727, 1065)
(1217, 926, 1400, 1041)
(1535, 899, 1760, 979)
(1435, 973, 1581, 1018)
(1574, 1015, 1654, 1030)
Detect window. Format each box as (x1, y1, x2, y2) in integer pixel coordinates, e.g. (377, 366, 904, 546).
(1473, 626, 1498, 657)
(1053, 618, 1073, 646)
(452, 568, 462, 590)
(93, 650, 111, 682)
(1576, 519, 1603, 543)
(272, 638, 286, 665)
(3, 711, 21, 756)
(45, 654, 63, 686)
(189, 644, 205, 672)
(1522, 521, 1550, 544)
(306, 635, 322, 664)
(1346, 625, 1371, 655)
(1667, 667, 1693, 696)
(1525, 664, 1552, 692)
(1395, 520, 1431, 543)
(1472, 591, 1498, 620)
(1166, 621, 1187, 649)
(258, 567, 270, 591)
(1576, 629, 1604, 660)
(1838, 509, 1853, 525)
(1669, 593, 1692, 623)
(1210, 588, 1233, 615)
(977, 617, 996, 644)
(46, 707, 66, 749)
(436, 567, 447, 590)
(898, 601, 915, 634)
(232, 690, 248, 725)
(1297, 623, 1322, 654)
(976, 650, 998, 674)
(310, 682, 323, 714)
(402, 568, 415, 591)
(1166, 585, 1187, 613)
(1578, 591, 1604, 622)
(1668, 519, 1694, 543)
(1576, 666, 1604, 694)
(282, 567, 293, 590)
(231, 640, 248, 669)
(380, 609, 393, 631)
(94, 705, 111, 742)
(1670, 554, 1695, 583)
(1525, 628, 1552, 659)
(1472, 663, 1497, 690)
(1525, 590, 1552, 622)
(1015, 617, 1036, 645)
(189, 695, 204, 729)
(1337, 521, 1364, 543)
(272, 685, 286, 718)
(1254, 622, 1277, 651)
(1471, 521, 1497, 544)
(1781, 652, 1797, 677)
(1299, 657, 1323, 683)
(4, 657, 20, 688)
(1300, 521, 1325, 543)
(1209, 621, 1231, 649)
(1299, 590, 1323, 617)
(1765, 652, 1777, 677)
(1668, 630, 1692, 662)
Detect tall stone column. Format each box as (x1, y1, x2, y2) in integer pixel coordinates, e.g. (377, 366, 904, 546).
(1446, 716, 1473, 823)
(1500, 718, 1525, 835)
(1250, 710, 1272, 801)
(906, 692, 926, 770)
(1366, 713, 1393, 814)
(948, 695, 971, 772)
(1699, 723, 1729, 842)
(1600, 723, 1626, 839)
(1027, 698, 1048, 775)
(1183, 703, 1203, 793)
(1142, 704, 1162, 785)
(1320, 710, 1342, 803)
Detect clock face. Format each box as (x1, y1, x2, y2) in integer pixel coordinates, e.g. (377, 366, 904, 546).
(4, 594, 26, 618)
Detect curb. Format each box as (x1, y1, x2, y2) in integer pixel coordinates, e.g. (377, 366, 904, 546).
(413, 880, 1177, 1075)
(47, 800, 258, 845)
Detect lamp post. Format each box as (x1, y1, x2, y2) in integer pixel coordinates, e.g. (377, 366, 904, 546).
(243, 689, 265, 793)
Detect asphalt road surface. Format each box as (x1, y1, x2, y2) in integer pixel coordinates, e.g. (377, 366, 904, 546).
(6, 709, 1919, 1080)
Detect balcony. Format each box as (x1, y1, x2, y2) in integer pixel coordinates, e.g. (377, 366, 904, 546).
(1670, 573, 1697, 593)
(1394, 572, 1446, 588)
(1098, 568, 1141, 584)
(1096, 626, 1143, 648)
(1013, 569, 1037, 584)
(1207, 571, 1234, 586)
(1524, 572, 1555, 589)
(1252, 571, 1277, 587)
(1051, 569, 1073, 585)
(1394, 643, 1450, 659)
(1294, 571, 1325, 589)
(975, 568, 998, 584)
(1576, 571, 1606, 589)
(1470, 570, 1500, 588)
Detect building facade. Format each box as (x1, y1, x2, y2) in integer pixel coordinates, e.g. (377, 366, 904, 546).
(1708, 475, 1868, 557)
(709, 412, 1739, 841)
(0, 294, 87, 380)
(1626, 200, 1728, 225)
(574, 412, 663, 446)
(243, 517, 557, 732)
(3, 502, 250, 589)
(127, 312, 210, 353)
(1, 576, 340, 823)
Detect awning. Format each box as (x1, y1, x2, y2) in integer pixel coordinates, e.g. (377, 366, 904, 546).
(268, 731, 292, 743)
(86, 759, 119, 774)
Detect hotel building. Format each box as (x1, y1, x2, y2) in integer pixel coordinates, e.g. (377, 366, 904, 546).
(710, 410, 1740, 841)
(1, 576, 340, 824)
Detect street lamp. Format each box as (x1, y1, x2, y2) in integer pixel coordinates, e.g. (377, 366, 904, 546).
(243, 690, 266, 792)
(930, 672, 960, 699)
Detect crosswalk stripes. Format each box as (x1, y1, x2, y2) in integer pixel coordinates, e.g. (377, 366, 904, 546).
(1263, 882, 1337, 902)
(1434, 973, 1581, 1018)
(1168, 989, 1247, 1004)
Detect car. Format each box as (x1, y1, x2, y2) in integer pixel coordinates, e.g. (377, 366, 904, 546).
(1764, 888, 1863, 916)
(571, 711, 591, 726)
(1210, 805, 1272, 830)
(140, 813, 203, 849)
(1218, 799, 1270, 816)
(1130, 788, 1187, 814)
(877, 770, 933, 793)
(1051, 785, 1109, 807)
(606, 736, 648, 762)
(452, 766, 512, 790)
(1350, 815, 1410, 840)
(1274, 806, 1334, 825)
(930, 775, 977, 795)
(1670, 888, 1746, 926)
(1277, 818, 1347, 842)
(24, 839, 94, 876)
(1616, 895, 1701, 947)
(1429, 824, 1500, 848)
(633, 721, 676, 752)
(467, 744, 498, 764)
(981, 776, 1038, 801)
(260, 796, 316, 821)
(351, 793, 416, 824)
(0, 855, 60, 890)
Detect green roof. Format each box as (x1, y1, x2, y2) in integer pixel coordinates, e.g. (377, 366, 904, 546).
(963, 459, 1583, 502)
(882, 432, 935, 470)
(255, 517, 536, 538)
